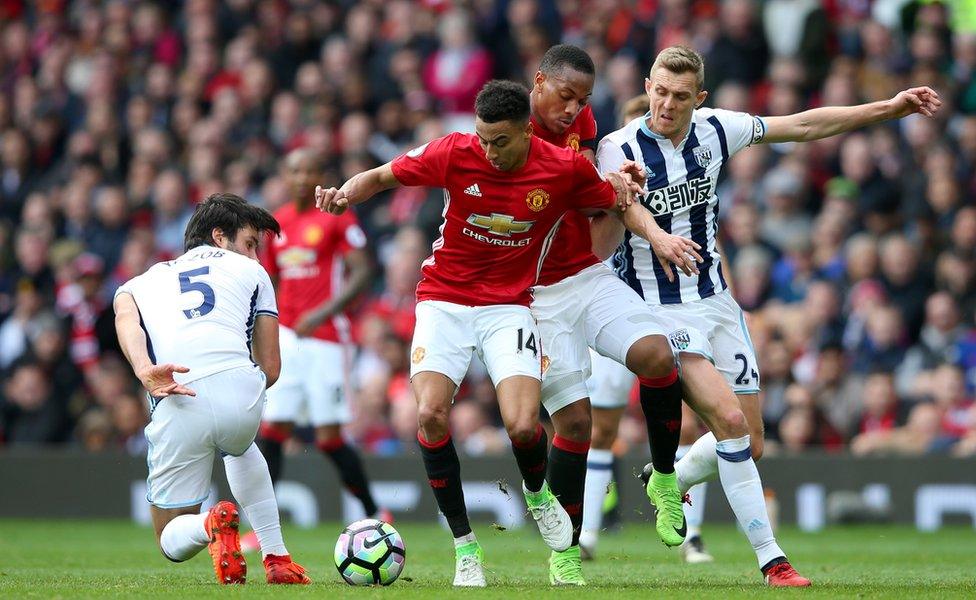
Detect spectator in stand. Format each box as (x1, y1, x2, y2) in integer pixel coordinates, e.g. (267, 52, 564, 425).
(811, 341, 864, 437)
(149, 170, 193, 257)
(422, 10, 492, 127)
(0, 358, 69, 445)
(929, 363, 974, 450)
(879, 233, 931, 340)
(851, 402, 943, 456)
(896, 292, 967, 400)
(854, 371, 907, 439)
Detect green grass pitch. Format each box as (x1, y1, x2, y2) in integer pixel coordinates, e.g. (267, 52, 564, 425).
(1, 520, 974, 598)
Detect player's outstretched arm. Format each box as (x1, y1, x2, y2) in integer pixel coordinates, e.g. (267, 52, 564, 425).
(113, 292, 195, 398)
(762, 86, 942, 144)
(316, 163, 401, 215)
(251, 314, 281, 387)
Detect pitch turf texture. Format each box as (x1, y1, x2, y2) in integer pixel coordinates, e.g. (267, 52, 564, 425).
(1, 521, 973, 598)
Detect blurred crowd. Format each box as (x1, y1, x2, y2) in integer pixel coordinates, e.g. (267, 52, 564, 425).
(0, 0, 975, 459)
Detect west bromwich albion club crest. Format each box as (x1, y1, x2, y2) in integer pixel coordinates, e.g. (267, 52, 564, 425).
(669, 329, 691, 351)
(526, 188, 550, 212)
(693, 145, 711, 168)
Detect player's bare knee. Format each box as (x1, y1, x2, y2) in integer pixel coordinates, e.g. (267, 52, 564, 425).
(626, 336, 676, 379)
(417, 402, 450, 438)
(718, 408, 748, 438)
(553, 401, 591, 442)
(590, 419, 617, 449)
(506, 419, 539, 445)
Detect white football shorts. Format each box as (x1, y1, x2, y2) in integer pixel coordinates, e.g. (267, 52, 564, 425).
(263, 326, 352, 426)
(144, 364, 267, 508)
(657, 289, 761, 394)
(532, 263, 672, 415)
(410, 300, 542, 387)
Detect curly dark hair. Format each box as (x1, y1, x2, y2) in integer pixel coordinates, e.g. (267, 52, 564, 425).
(183, 193, 281, 252)
(539, 44, 595, 77)
(475, 80, 531, 124)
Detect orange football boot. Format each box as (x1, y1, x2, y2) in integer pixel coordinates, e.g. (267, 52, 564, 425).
(206, 501, 246, 584)
(264, 554, 312, 584)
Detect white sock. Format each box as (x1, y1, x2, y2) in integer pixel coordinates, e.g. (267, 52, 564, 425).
(580, 448, 613, 548)
(676, 432, 718, 494)
(454, 532, 477, 547)
(685, 482, 707, 539)
(715, 435, 784, 568)
(159, 512, 209, 562)
(224, 443, 288, 558)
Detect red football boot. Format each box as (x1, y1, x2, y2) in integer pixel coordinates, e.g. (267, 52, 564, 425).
(377, 508, 395, 524)
(206, 501, 246, 584)
(765, 562, 812, 587)
(264, 554, 312, 584)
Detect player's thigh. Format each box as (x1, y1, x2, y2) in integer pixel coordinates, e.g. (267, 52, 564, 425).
(262, 326, 305, 423)
(410, 301, 476, 389)
(584, 269, 671, 367)
(532, 281, 589, 418)
(145, 393, 217, 510)
(304, 339, 352, 427)
(206, 365, 269, 457)
(707, 293, 762, 395)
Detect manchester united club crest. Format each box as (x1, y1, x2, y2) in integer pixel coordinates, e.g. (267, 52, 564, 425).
(566, 133, 581, 152)
(541, 355, 551, 374)
(525, 188, 550, 212)
(693, 145, 712, 168)
(669, 329, 691, 351)
(412, 347, 426, 364)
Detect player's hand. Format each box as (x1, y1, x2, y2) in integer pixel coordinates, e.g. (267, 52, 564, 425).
(605, 172, 638, 211)
(315, 185, 349, 215)
(136, 364, 195, 398)
(889, 86, 942, 118)
(649, 230, 703, 282)
(618, 160, 647, 190)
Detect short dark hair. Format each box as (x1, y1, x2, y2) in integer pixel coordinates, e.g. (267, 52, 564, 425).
(539, 44, 595, 77)
(183, 193, 281, 252)
(475, 80, 531, 124)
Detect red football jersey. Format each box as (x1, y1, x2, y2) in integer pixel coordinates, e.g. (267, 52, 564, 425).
(390, 132, 616, 307)
(532, 105, 602, 286)
(262, 202, 367, 343)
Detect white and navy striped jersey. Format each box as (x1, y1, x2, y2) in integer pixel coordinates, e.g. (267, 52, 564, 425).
(597, 108, 765, 305)
(115, 245, 278, 384)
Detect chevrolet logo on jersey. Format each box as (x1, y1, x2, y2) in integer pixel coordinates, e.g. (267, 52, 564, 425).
(466, 213, 534, 237)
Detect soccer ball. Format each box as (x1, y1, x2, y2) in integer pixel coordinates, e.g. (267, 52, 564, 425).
(333, 518, 406, 585)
